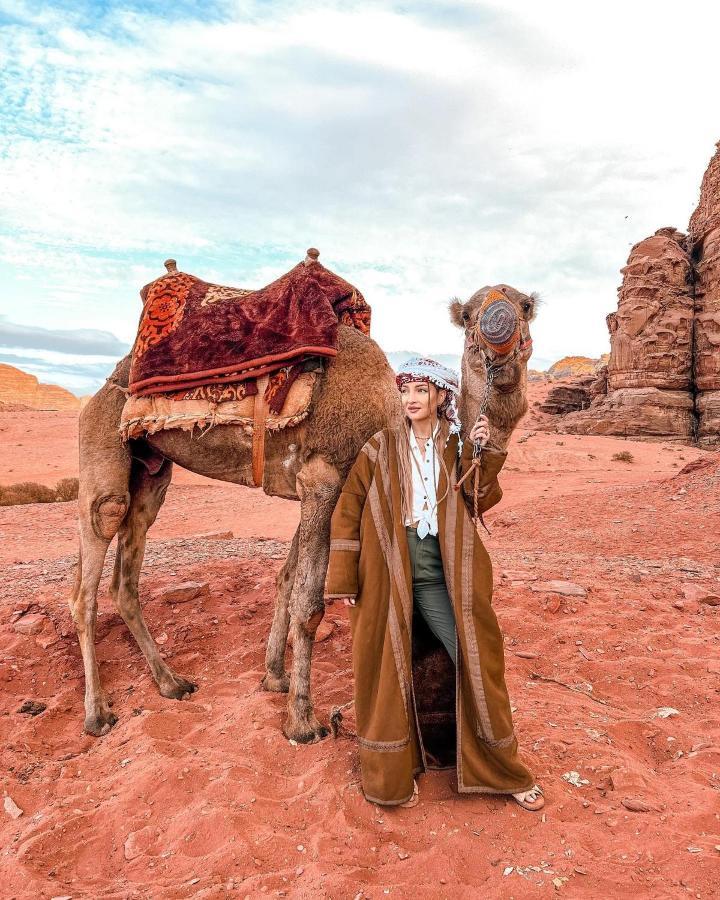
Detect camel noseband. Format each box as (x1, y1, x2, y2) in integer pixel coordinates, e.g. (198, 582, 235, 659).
(477, 290, 521, 356)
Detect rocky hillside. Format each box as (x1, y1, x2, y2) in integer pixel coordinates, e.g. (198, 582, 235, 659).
(0, 364, 80, 411)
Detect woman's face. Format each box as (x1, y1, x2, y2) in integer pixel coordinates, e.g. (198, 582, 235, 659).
(399, 380, 446, 426)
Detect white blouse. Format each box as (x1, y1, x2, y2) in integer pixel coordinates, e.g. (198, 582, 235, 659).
(407, 424, 442, 539)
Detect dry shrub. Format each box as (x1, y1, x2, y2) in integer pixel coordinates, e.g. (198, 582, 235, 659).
(612, 450, 635, 463)
(0, 482, 57, 506)
(0, 477, 80, 506)
(55, 477, 79, 501)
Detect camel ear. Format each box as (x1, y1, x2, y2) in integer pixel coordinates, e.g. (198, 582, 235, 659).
(522, 292, 540, 322)
(449, 297, 466, 329)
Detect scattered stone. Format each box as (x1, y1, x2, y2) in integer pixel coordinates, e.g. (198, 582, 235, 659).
(36, 633, 59, 649)
(154, 582, 209, 604)
(314, 621, 335, 643)
(621, 797, 653, 812)
(654, 707, 680, 719)
(681, 582, 720, 605)
(610, 767, 649, 793)
(3, 796, 23, 819)
(532, 581, 587, 598)
(562, 771, 589, 787)
(515, 651, 539, 659)
(13, 613, 45, 635)
(18, 700, 47, 716)
(195, 530, 234, 540)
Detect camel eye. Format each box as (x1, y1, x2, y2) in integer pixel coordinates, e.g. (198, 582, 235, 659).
(462, 309, 471, 324)
(522, 300, 533, 315)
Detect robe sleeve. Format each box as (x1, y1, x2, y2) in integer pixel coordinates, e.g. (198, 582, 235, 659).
(457, 438, 507, 515)
(324, 441, 376, 601)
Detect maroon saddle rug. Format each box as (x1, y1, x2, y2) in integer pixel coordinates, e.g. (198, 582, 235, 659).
(128, 251, 371, 399)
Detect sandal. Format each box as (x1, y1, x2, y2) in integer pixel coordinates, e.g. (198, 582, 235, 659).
(399, 780, 419, 808)
(512, 784, 544, 811)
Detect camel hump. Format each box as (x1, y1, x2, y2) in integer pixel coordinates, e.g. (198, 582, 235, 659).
(164, 258, 178, 274)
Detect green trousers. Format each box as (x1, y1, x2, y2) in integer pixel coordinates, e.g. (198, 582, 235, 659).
(406, 527, 457, 665)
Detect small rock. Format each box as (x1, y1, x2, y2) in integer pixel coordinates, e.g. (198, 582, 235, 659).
(515, 650, 539, 659)
(4, 796, 23, 819)
(532, 580, 587, 598)
(398, 851, 409, 860)
(13, 613, 45, 635)
(156, 632, 168, 645)
(707, 660, 720, 675)
(314, 621, 335, 643)
(195, 530, 234, 540)
(154, 582, 209, 604)
(546, 596, 562, 614)
(610, 766, 649, 793)
(673, 600, 685, 610)
(562, 771, 589, 787)
(621, 797, 653, 812)
(654, 707, 679, 719)
(36, 634, 59, 649)
(681, 583, 720, 606)
(18, 700, 47, 716)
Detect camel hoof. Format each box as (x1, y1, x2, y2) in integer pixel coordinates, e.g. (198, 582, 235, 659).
(261, 672, 290, 693)
(159, 674, 198, 700)
(84, 709, 118, 736)
(283, 720, 330, 744)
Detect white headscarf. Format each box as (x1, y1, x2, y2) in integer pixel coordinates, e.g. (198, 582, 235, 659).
(395, 356, 461, 433)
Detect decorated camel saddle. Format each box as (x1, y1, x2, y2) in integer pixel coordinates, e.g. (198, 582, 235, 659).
(120, 249, 371, 444)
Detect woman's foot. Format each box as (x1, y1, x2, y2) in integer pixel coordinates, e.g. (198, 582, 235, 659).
(399, 780, 419, 808)
(512, 785, 544, 811)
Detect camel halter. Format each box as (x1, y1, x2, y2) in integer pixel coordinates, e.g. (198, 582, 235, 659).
(454, 293, 532, 527)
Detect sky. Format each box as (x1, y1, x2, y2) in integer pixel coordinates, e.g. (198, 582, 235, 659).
(1, 0, 719, 395)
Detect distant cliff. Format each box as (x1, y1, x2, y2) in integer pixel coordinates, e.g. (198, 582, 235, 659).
(0, 364, 80, 411)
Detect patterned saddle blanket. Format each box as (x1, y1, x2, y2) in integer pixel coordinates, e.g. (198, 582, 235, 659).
(120, 364, 321, 442)
(128, 252, 370, 399)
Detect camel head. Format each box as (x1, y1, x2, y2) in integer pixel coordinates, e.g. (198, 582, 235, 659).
(449, 284, 538, 391)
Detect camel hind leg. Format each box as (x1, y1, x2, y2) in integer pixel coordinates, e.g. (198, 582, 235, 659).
(262, 524, 299, 693)
(113, 459, 198, 700)
(71, 461, 131, 736)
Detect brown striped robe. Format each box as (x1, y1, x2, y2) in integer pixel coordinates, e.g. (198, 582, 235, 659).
(325, 428, 534, 805)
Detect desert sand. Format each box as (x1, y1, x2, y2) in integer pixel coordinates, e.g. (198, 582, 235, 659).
(1, 405, 719, 899)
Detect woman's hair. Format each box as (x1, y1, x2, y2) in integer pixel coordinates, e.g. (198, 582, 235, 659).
(396, 414, 452, 524)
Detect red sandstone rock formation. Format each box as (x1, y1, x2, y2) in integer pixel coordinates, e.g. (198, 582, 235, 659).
(689, 141, 720, 447)
(0, 364, 80, 411)
(539, 377, 594, 415)
(560, 228, 696, 443)
(547, 356, 599, 378)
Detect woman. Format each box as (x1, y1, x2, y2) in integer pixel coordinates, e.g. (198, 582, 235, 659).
(324, 357, 543, 811)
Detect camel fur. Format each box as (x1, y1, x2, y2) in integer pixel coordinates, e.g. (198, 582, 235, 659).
(70, 284, 537, 742)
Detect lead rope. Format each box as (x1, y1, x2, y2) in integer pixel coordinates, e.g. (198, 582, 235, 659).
(455, 357, 494, 530)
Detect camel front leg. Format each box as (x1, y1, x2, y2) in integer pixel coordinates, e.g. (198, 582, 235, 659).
(262, 525, 299, 693)
(283, 456, 341, 743)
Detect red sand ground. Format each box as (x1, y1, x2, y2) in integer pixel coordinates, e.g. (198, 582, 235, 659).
(1, 410, 719, 899)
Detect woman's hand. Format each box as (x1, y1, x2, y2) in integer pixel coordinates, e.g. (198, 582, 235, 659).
(469, 415, 490, 447)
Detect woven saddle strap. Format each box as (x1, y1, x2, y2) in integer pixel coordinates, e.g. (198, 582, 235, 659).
(252, 375, 269, 488)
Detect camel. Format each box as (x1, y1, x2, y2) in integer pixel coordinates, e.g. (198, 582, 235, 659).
(71, 278, 536, 742)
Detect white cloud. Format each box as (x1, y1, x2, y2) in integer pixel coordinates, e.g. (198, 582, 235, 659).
(0, 0, 718, 393)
